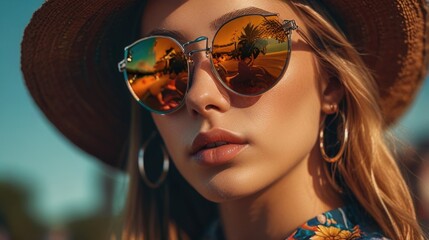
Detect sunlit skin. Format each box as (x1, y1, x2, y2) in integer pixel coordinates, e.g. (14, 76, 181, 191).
(142, 0, 344, 239)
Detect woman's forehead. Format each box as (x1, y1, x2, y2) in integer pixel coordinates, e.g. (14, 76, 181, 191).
(141, 0, 299, 36)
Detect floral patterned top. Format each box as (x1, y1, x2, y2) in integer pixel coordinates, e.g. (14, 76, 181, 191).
(202, 206, 388, 240)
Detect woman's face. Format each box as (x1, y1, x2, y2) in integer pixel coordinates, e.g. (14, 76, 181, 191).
(142, 0, 331, 202)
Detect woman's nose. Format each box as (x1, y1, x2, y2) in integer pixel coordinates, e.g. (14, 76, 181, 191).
(185, 58, 230, 117)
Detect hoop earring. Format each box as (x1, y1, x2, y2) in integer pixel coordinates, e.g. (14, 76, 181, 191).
(138, 132, 170, 188)
(319, 111, 349, 163)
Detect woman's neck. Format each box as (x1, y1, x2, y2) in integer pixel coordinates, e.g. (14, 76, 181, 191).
(218, 147, 343, 240)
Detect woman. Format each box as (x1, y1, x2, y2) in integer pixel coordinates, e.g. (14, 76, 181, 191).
(21, 0, 428, 239)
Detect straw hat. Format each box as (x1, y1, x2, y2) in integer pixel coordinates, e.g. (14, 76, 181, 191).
(21, 0, 428, 169)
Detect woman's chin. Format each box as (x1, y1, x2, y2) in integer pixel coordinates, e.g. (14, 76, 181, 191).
(198, 185, 252, 203)
(193, 170, 268, 203)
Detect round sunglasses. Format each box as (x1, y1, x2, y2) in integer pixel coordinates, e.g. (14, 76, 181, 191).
(118, 14, 300, 114)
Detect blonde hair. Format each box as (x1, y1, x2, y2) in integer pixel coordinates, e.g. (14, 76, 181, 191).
(289, 1, 423, 239)
(121, 1, 424, 239)
(121, 103, 216, 240)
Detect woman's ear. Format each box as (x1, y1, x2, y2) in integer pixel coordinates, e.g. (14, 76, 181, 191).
(320, 76, 344, 114)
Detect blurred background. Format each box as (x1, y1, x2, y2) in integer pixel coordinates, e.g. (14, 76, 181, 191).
(1, 1, 428, 239)
(0, 1, 127, 239)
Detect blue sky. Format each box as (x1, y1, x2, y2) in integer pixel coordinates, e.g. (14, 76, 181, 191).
(0, 0, 428, 226)
(0, 0, 126, 225)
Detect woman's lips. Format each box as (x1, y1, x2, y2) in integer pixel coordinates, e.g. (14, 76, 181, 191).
(190, 128, 248, 166)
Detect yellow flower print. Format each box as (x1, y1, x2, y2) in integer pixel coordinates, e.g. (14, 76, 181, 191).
(310, 225, 361, 240)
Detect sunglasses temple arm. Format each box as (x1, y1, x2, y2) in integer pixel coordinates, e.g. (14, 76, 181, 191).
(282, 20, 319, 53)
(118, 59, 126, 72)
(295, 28, 320, 54)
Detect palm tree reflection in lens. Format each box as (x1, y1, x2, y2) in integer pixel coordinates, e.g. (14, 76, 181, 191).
(126, 37, 189, 112)
(212, 15, 290, 95)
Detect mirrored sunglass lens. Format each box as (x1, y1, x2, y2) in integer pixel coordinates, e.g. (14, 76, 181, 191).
(212, 15, 290, 95)
(125, 37, 188, 112)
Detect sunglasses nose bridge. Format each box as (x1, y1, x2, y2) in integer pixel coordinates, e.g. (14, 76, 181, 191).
(183, 36, 211, 59)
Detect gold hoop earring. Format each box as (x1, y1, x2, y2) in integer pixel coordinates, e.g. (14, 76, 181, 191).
(138, 132, 170, 188)
(319, 111, 349, 163)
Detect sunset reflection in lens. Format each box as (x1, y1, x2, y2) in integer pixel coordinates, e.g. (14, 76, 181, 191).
(125, 36, 188, 112)
(212, 15, 290, 95)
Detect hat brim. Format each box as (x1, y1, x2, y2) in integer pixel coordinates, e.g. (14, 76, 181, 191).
(21, 0, 144, 168)
(319, 0, 429, 124)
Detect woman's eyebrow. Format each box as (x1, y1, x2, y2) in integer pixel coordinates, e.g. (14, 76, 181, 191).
(146, 7, 275, 43)
(146, 29, 188, 44)
(209, 7, 277, 30)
